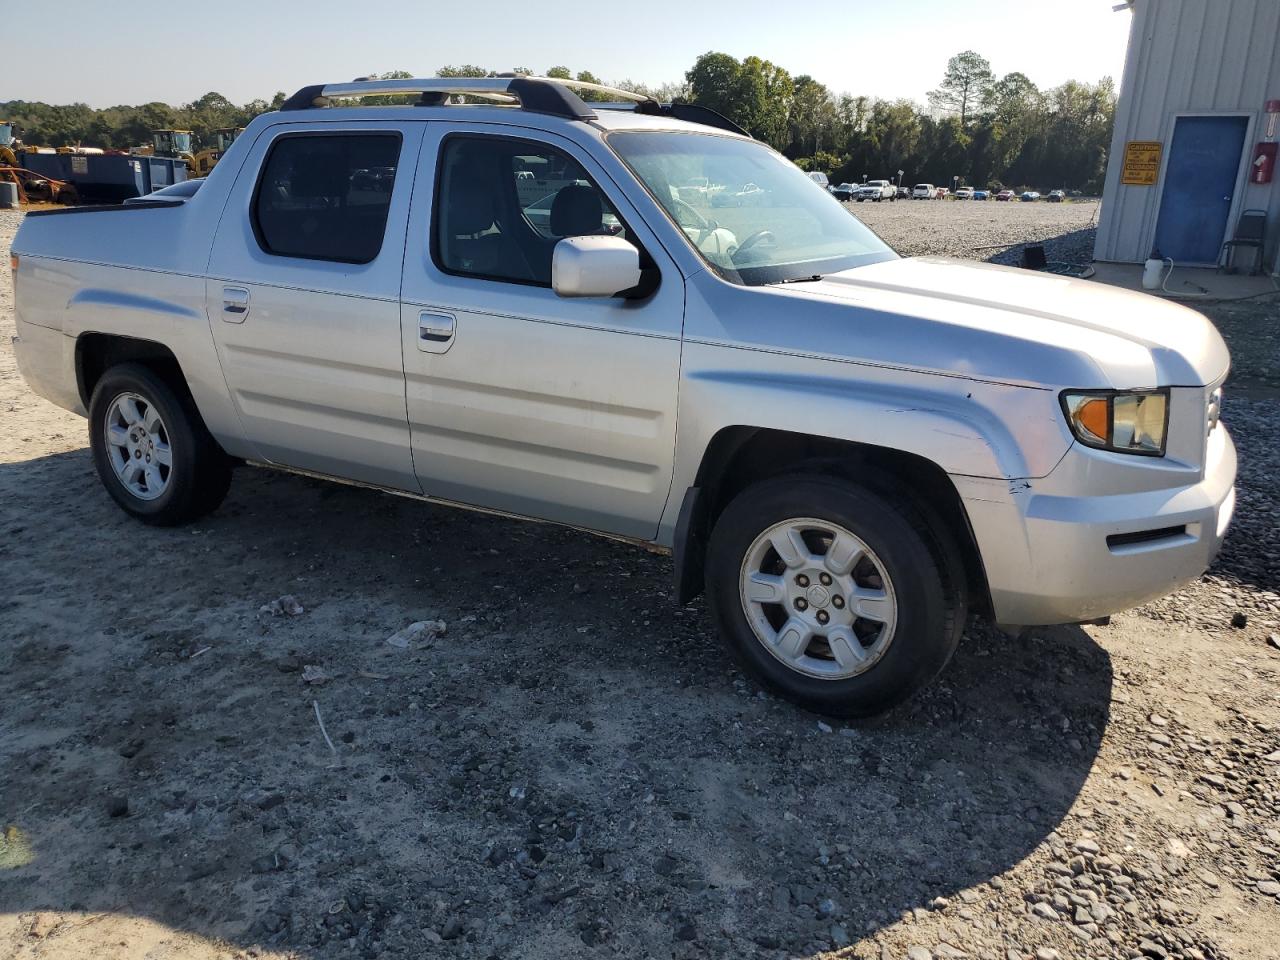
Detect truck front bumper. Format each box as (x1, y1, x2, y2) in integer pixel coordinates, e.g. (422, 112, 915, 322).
(958, 425, 1236, 626)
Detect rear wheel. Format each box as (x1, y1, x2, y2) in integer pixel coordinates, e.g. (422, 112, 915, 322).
(706, 474, 964, 717)
(88, 363, 231, 526)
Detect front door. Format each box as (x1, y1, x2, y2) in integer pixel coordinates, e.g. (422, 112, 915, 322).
(1153, 115, 1249, 265)
(205, 121, 422, 491)
(398, 124, 685, 540)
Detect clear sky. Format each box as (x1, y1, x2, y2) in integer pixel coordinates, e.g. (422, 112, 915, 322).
(7, 0, 1133, 108)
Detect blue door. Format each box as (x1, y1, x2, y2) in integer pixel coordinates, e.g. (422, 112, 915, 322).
(1153, 116, 1248, 264)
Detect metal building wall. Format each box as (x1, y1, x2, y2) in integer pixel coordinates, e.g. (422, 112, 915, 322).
(1094, 0, 1280, 268)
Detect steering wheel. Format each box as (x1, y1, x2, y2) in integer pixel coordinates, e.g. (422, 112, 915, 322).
(731, 229, 776, 262)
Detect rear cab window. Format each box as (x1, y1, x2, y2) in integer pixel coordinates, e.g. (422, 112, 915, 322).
(253, 133, 402, 263)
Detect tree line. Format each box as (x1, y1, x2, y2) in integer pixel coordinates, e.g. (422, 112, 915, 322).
(684, 50, 1116, 192)
(2, 51, 1115, 191)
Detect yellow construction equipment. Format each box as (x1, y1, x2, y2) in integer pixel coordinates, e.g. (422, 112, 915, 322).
(190, 127, 244, 176)
(133, 129, 196, 168)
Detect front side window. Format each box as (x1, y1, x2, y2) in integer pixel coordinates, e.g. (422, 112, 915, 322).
(609, 131, 896, 286)
(254, 133, 401, 263)
(434, 135, 629, 285)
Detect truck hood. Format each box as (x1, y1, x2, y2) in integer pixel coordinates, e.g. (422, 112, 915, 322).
(785, 256, 1230, 388)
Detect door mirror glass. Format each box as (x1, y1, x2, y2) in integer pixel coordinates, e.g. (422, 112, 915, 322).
(552, 236, 642, 298)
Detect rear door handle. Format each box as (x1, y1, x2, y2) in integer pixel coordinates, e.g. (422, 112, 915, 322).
(418, 311, 456, 353)
(222, 286, 249, 322)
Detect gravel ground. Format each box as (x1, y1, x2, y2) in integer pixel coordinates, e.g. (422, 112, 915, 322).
(850, 197, 1101, 267)
(2, 206, 1279, 960)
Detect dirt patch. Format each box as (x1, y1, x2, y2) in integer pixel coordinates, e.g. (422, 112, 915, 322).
(2, 208, 1279, 960)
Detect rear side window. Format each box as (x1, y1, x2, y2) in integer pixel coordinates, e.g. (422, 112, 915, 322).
(433, 134, 630, 286)
(253, 133, 401, 263)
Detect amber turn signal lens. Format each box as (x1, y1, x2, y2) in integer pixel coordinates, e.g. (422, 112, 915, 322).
(8, 254, 16, 272)
(1074, 397, 1110, 444)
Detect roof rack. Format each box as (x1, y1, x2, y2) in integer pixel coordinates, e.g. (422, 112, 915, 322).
(281, 75, 643, 120)
(278, 75, 750, 136)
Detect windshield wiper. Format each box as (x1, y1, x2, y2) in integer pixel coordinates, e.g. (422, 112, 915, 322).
(769, 274, 825, 285)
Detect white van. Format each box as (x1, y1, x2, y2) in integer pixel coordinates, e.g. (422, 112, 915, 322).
(807, 171, 829, 189)
(912, 183, 935, 199)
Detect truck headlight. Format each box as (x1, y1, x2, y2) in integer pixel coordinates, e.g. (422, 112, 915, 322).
(1061, 389, 1168, 456)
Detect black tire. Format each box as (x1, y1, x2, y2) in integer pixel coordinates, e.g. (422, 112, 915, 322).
(88, 362, 231, 526)
(705, 474, 965, 717)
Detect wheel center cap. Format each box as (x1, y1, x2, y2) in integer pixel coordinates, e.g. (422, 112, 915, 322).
(805, 584, 831, 608)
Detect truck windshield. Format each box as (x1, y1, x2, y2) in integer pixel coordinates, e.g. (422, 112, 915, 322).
(608, 131, 895, 285)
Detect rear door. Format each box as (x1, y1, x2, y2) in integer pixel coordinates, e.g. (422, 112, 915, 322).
(398, 123, 685, 539)
(205, 121, 422, 491)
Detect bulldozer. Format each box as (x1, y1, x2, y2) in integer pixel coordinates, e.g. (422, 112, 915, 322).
(132, 129, 196, 167)
(189, 127, 243, 177)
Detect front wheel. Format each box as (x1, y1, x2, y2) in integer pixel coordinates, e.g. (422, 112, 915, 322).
(706, 475, 964, 717)
(88, 363, 231, 526)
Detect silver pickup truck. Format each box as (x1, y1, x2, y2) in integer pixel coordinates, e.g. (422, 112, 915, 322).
(10, 76, 1236, 717)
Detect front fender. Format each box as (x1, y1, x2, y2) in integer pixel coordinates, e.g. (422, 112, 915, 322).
(656, 340, 1073, 545)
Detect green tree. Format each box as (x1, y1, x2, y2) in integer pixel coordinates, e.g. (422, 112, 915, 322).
(928, 50, 995, 126)
(436, 64, 489, 78)
(355, 71, 416, 107)
(685, 52, 745, 123)
(685, 52, 791, 148)
(865, 99, 922, 179)
(787, 75, 834, 158)
(740, 56, 792, 149)
(613, 79, 690, 102)
(572, 70, 612, 101)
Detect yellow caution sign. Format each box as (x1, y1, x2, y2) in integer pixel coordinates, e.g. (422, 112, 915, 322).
(1121, 141, 1162, 185)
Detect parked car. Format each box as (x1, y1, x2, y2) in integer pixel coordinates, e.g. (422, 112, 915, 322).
(972, 190, 990, 201)
(855, 179, 896, 202)
(912, 182, 935, 199)
(1020, 191, 1041, 202)
(807, 171, 829, 190)
(829, 182, 857, 202)
(935, 187, 950, 199)
(1047, 190, 1066, 203)
(996, 189, 1015, 201)
(954, 187, 974, 200)
(896, 185, 911, 199)
(9, 75, 1237, 719)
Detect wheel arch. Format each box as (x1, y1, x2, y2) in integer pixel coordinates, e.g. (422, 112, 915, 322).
(75, 332, 189, 410)
(672, 426, 993, 617)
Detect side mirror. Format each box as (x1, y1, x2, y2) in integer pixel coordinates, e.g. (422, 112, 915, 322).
(552, 235, 643, 298)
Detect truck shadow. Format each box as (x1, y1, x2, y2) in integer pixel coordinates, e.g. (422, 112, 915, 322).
(983, 225, 1096, 268)
(0, 452, 1113, 958)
